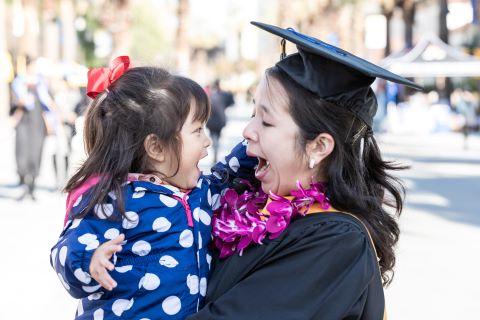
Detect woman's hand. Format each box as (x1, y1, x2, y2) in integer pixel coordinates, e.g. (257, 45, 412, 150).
(89, 234, 125, 291)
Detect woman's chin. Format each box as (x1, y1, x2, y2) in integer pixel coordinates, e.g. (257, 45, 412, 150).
(261, 181, 278, 195)
(261, 181, 293, 196)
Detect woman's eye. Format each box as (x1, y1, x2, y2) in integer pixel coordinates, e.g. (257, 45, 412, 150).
(262, 121, 272, 127)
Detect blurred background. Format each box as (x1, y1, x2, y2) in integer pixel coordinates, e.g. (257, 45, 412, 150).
(0, 0, 479, 319)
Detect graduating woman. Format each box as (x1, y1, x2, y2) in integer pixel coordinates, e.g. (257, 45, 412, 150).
(188, 22, 422, 320)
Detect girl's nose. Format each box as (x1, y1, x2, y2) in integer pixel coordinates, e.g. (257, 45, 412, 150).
(205, 134, 212, 148)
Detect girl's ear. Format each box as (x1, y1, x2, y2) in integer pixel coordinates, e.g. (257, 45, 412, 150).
(144, 134, 166, 162)
(305, 132, 335, 168)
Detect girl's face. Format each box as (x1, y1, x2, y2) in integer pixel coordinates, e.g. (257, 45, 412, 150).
(164, 106, 211, 190)
(243, 76, 314, 196)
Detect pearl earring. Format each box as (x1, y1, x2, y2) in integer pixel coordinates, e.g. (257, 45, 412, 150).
(309, 159, 315, 169)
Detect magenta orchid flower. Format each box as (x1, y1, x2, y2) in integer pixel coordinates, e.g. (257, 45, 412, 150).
(212, 179, 330, 258)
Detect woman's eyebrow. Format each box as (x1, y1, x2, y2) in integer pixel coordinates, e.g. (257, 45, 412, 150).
(261, 105, 270, 114)
(252, 99, 272, 116)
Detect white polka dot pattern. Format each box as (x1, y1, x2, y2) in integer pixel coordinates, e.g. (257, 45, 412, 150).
(159, 194, 178, 207)
(132, 240, 151, 256)
(77, 233, 99, 251)
(162, 296, 181, 315)
(94, 203, 114, 219)
(122, 211, 139, 229)
(159, 255, 179, 268)
(152, 217, 171, 232)
(186, 274, 199, 294)
(179, 230, 194, 248)
(112, 298, 134, 316)
(139, 273, 160, 291)
(93, 308, 103, 320)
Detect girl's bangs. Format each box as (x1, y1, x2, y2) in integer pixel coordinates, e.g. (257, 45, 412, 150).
(190, 83, 211, 123)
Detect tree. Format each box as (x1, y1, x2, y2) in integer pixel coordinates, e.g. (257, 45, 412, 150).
(400, 0, 416, 49)
(176, 0, 190, 74)
(59, 0, 77, 62)
(439, 0, 449, 43)
(0, 0, 10, 117)
(438, 0, 451, 102)
(99, 0, 132, 59)
(380, 0, 395, 56)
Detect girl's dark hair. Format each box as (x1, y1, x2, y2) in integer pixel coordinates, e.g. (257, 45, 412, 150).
(65, 67, 210, 220)
(266, 66, 406, 286)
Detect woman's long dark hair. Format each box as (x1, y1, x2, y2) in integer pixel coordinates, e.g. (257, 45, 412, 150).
(65, 67, 210, 220)
(266, 66, 406, 286)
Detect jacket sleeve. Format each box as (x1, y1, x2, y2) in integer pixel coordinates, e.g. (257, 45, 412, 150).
(50, 200, 122, 299)
(188, 223, 380, 320)
(202, 140, 258, 202)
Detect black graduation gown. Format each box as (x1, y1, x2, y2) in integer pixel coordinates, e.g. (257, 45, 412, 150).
(188, 212, 385, 320)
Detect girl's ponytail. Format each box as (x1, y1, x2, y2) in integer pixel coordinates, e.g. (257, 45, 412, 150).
(83, 93, 107, 155)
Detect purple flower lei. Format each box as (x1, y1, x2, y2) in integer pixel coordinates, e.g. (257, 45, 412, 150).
(212, 179, 331, 258)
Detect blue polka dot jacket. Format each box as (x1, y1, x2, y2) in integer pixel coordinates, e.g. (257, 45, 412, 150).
(50, 141, 256, 320)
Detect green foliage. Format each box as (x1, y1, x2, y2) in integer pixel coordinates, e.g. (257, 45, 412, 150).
(129, 3, 169, 64)
(77, 9, 104, 67)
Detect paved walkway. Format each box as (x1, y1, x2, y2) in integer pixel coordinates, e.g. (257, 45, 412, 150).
(0, 106, 479, 319)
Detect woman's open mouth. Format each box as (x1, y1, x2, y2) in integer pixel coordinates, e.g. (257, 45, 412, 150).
(255, 157, 270, 180)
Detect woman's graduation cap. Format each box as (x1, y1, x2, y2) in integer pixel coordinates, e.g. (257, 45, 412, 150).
(251, 21, 423, 128)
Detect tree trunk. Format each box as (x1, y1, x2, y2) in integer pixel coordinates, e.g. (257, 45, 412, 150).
(59, 0, 77, 62)
(18, 0, 40, 59)
(109, 0, 131, 58)
(0, 0, 10, 119)
(99, 0, 132, 59)
(402, 0, 416, 49)
(384, 9, 393, 56)
(176, 0, 190, 75)
(439, 0, 449, 43)
(438, 0, 451, 103)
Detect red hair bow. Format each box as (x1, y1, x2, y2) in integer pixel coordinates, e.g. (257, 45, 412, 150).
(86, 56, 131, 99)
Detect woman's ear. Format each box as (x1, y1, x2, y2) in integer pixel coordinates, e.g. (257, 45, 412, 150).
(144, 134, 165, 163)
(306, 133, 335, 168)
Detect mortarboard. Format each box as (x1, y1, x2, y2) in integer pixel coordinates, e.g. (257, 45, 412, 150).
(251, 21, 423, 128)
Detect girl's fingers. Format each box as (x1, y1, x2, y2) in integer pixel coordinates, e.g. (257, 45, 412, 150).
(92, 265, 117, 291)
(98, 270, 117, 291)
(105, 244, 123, 255)
(102, 258, 115, 271)
(110, 234, 125, 245)
(88, 234, 125, 290)
(102, 235, 124, 256)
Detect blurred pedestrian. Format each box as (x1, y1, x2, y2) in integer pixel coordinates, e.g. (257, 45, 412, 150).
(453, 89, 477, 149)
(50, 75, 86, 189)
(9, 57, 53, 200)
(206, 79, 235, 163)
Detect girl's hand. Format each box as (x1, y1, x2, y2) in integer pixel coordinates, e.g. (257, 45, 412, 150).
(89, 234, 125, 291)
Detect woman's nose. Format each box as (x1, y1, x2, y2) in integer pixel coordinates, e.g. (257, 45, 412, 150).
(243, 120, 258, 142)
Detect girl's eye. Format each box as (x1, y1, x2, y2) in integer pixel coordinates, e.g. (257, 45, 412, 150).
(196, 127, 203, 133)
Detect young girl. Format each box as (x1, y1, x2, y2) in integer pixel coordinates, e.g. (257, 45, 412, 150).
(50, 56, 255, 320)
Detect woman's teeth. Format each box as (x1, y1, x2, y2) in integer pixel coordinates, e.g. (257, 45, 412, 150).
(256, 160, 270, 174)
